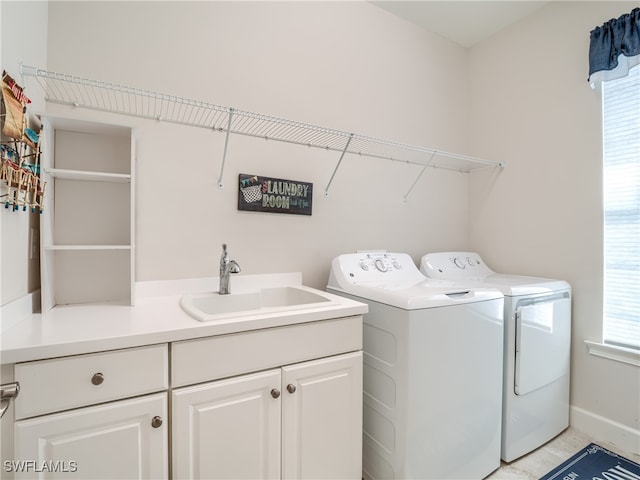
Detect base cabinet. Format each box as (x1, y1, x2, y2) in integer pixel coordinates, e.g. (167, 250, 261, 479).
(13, 393, 168, 479)
(8, 316, 363, 480)
(172, 351, 363, 480)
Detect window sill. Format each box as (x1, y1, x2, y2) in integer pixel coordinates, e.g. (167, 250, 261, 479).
(585, 340, 640, 367)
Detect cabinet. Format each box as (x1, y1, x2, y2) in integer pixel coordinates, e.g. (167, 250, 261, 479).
(7, 316, 363, 480)
(39, 116, 135, 311)
(171, 315, 363, 480)
(172, 352, 362, 480)
(12, 345, 169, 479)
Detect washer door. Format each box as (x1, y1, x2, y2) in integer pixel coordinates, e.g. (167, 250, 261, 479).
(515, 294, 571, 395)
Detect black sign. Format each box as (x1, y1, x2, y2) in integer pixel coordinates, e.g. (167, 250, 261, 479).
(238, 174, 313, 216)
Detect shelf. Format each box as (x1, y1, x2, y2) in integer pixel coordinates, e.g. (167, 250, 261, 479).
(44, 245, 132, 251)
(39, 115, 135, 312)
(44, 248, 132, 307)
(21, 64, 504, 198)
(46, 168, 131, 183)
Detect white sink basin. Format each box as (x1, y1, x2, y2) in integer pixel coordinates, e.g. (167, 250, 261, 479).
(180, 286, 334, 322)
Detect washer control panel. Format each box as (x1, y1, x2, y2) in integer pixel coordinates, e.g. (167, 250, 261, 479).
(358, 252, 403, 273)
(421, 252, 494, 279)
(329, 251, 426, 288)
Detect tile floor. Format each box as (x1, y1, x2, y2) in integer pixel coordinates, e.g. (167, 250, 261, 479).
(487, 428, 640, 479)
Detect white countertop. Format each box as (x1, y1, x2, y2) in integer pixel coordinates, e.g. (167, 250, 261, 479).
(0, 273, 367, 364)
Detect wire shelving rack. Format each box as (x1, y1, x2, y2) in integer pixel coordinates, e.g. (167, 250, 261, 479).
(20, 64, 505, 199)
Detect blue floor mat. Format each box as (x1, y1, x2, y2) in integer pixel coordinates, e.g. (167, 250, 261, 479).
(540, 443, 640, 480)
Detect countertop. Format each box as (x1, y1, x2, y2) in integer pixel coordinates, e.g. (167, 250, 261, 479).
(0, 273, 367, 365)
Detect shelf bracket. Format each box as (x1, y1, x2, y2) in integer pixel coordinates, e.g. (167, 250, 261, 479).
(217, 108, 234, 189)
(403, 151, 437, 203)
(324, 133, 354, 197)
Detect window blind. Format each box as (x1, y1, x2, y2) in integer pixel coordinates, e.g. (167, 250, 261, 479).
(602, 64, 640, 350)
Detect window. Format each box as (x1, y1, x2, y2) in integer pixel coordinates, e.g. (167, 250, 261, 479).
(602, 64, 640, 350)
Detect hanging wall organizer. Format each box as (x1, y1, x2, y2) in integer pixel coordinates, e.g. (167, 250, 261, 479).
(1, 70, 45, 213)
(20, 64, 505, 200)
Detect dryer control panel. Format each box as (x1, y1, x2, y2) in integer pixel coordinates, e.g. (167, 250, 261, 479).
(421, 252, 494, 280)
(328, 251, 426, 289)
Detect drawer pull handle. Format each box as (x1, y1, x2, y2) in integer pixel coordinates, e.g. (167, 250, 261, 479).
(0, 382, 20, 419)
(286, 384, 296, 394)
(91, 373, 104, 386)
(151, 416, 163, 428)
(270, 388, 280, 399)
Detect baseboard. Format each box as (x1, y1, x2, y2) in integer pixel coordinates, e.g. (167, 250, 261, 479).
(570, 405, 640, 455)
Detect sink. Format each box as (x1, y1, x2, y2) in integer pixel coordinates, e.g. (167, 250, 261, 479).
(180, 286, 334, 322)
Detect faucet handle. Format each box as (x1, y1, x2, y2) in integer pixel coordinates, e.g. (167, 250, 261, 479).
(229, 260, 241, 274)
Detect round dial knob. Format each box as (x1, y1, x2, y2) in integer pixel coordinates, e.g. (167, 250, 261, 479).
(453, 258, 466, 269)
(393, 261, 402, 269)
(375, 258, 387, 272)
(359, 261, 369, 270)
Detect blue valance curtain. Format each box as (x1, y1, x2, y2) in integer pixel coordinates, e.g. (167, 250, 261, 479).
(588, 7, 640, 87)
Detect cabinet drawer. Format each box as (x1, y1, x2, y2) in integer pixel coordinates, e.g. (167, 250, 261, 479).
(172, 316, 362, 387)
(15, 344, 168, 419)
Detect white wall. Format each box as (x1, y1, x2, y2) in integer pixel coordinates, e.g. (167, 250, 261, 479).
(468, 1, 639, 450)
(44, 1, 474, 289)
(0, 1, 47, 309)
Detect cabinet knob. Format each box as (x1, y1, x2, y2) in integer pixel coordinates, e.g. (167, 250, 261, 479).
(270, 388, 280, 399)
(286, 384, 296, 394)
(151, 416, 163, 428)
(91, 373, 104, 386)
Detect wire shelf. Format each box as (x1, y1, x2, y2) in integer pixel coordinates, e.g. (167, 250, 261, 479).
(21, 65, 504, 197)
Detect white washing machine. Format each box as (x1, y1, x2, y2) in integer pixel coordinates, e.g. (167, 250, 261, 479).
(420, 252, 571, 463)
(327, 251, 505, 479)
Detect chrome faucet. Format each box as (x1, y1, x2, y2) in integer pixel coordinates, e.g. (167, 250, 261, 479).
(219, 243, 241, 295)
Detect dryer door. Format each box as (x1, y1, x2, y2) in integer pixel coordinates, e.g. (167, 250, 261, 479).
(515, 294, 571, 395)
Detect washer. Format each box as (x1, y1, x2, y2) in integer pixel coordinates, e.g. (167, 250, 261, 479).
(327, 251, 504, 479)
(420, 252, 571, 463)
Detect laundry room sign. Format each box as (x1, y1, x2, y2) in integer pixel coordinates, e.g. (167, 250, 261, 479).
(238, 174, 313, 215)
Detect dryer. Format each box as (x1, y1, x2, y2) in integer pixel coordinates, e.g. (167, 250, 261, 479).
(420, 252, 571, 463)
(328, 251, 504, 479)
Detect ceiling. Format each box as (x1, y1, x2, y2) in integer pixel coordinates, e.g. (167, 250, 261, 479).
(371, 1, 550, 48)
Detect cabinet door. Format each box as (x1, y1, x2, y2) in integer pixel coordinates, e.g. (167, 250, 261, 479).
(14, 393, 167, 479)
(282, 351, 363, 480)
(172, 369, 281, 480)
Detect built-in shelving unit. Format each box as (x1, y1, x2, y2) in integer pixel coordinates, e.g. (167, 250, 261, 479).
(39, 115, 135, 311)
(21, 65, 504, 199)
